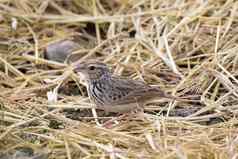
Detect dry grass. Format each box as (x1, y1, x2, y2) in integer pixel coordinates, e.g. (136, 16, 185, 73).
(0, 0, 238, 158)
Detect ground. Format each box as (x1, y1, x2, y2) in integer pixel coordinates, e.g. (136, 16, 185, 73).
(0, 0, 238, 159)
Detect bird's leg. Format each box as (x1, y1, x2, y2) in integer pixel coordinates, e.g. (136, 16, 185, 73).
(91, 108, 102, 126)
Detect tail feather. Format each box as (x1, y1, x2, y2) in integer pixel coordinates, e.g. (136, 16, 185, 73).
(150, 86, 201, 103)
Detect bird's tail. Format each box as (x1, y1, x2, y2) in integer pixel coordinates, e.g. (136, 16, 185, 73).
(151, 86, 200, 103)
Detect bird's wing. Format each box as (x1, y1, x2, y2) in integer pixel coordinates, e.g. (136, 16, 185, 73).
(103, 76, 162, 106)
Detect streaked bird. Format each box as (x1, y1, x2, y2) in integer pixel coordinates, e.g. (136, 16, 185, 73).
(74, 60, 177, 113)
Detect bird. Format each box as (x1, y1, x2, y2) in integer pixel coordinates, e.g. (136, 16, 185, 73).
(73, 60, 178, 113)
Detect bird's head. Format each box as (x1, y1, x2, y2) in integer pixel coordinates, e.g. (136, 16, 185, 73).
(74, 60, 111, 83)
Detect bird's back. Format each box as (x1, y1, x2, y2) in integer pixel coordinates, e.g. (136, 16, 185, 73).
(88, 75, 170, 107)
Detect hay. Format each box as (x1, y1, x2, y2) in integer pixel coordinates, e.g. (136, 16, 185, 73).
(0, 0, 238, 158)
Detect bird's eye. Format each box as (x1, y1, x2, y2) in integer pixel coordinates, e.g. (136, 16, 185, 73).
(88, 65, 95, 70)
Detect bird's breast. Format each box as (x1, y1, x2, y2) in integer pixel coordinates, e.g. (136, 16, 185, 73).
(88, 81, 106, 106)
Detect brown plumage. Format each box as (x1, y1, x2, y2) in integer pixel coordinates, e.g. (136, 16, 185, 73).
(74, 61, 176, 113)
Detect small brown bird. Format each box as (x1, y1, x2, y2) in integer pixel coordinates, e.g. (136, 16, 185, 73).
(74, 60, 176, 113)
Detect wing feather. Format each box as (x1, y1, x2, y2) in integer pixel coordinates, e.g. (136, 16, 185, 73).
(102, 76, 163, 106)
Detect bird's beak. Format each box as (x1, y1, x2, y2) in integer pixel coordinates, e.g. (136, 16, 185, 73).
(71, 62, 88, 86)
